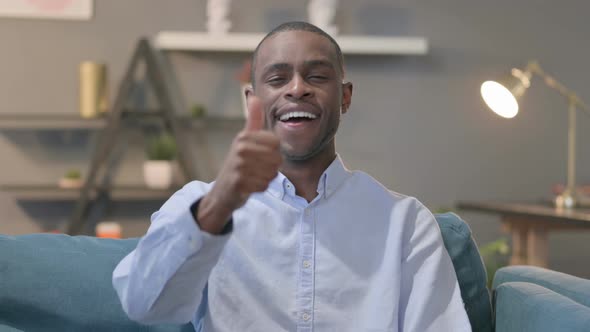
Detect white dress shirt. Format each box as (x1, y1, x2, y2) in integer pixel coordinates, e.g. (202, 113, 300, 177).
(113, 155, 471, 332)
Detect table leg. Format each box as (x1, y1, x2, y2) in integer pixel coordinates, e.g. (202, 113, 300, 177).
(527, 226, 549, 267)
(503, 220, 528, 265)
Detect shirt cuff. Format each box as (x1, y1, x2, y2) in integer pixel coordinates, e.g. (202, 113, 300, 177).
(190, 198, 234, 235)
(169, 198, 232, 258)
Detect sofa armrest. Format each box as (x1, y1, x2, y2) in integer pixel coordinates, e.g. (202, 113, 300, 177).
(0, 324, 24, 332)
(493, 265, 590, 307)
(436, 212, 493, 332)
(495, 282, 590, 332)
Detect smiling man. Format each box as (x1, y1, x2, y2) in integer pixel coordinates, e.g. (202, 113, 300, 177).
(113, 22, 471, 332)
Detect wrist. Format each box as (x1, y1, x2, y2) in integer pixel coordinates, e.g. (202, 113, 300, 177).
(194, 192, 235, 234)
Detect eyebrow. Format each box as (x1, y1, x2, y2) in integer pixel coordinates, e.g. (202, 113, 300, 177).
(260, 63, 291, 77)
(303, 59, 336, 71)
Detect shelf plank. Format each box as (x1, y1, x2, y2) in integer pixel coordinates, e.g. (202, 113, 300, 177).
(0, 114, 106, 129)
(0, 114, 244, 130)
(1, 185, 176, 201)
(154, 32, 429, 55)
(189, 116, 244, 130)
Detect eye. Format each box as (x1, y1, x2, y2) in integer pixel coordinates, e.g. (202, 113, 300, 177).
(307, 74, 329, 82)
(266, 76, 286, 86)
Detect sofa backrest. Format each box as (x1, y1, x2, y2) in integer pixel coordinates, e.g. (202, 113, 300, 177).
(436, 212, 494, 332)
(0, 234, 194, 332)
(0, 213, 492, 332)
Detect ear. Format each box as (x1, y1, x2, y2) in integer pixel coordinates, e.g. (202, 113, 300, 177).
(341, 82, 353, 114)
(244, 85, 254, 100)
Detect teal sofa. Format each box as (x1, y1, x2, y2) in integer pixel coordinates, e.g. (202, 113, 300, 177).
(1, 213, 494, 331)
(492, 265, 590, 332)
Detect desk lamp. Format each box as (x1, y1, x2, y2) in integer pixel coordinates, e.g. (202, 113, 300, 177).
(480, 60, 589, 208)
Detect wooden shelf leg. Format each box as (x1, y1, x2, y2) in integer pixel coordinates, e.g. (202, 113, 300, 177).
(503, 219, 528, 265)
(527, 226, 549, 268)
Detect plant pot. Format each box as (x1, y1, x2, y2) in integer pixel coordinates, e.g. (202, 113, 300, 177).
(58, 178, 83, 189)
(143, 160, 174, 189)
(95, 221, 122, 239)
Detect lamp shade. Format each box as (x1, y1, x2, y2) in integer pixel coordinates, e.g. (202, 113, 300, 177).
(481, 68, 532, 118)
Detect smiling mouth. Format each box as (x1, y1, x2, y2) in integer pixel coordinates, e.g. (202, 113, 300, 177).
(278, 111, 318, 123)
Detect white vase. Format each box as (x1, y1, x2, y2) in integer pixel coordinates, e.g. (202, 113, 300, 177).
(143, 160, 174, 189)
(241, 83, 251, 118)
(207, 0, 232, 35)
(307, 0, 339, 36)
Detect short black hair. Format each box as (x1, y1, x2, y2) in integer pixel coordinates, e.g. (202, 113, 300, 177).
(250, 21, 345, 87)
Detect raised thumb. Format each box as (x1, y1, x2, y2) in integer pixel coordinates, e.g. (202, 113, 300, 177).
(245, 96, 265, 132)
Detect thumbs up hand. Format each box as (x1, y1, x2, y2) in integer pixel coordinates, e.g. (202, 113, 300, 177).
(196, 95, 282, 234)
(245, 96, 266, 132)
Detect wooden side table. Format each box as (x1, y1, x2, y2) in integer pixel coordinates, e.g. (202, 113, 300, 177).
(456, 201, 590, 267)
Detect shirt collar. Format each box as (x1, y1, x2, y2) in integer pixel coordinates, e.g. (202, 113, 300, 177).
(267, 154, 351, 200)
(268, 172, 288, 199)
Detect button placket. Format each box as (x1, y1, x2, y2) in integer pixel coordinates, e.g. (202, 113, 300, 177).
(297, 207, 315, 332)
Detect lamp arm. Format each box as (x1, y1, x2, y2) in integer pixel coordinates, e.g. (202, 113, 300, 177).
(525, 61, 584, 208)
(526, 61, 590, 114)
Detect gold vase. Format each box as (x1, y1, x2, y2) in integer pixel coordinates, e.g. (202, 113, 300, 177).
(79, 61, 108, 118)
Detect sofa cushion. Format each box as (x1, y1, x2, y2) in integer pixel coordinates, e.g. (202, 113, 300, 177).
(495, 281, 590, 332)
(436, 212, 493, 332)
(0, 324, 24, 332)
(493, 265, 590, 308)
(0, 234, 194, 332)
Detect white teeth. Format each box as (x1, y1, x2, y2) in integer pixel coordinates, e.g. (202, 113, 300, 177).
(279, 111, 317, 121)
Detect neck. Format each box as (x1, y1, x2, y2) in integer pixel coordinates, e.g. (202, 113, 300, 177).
(280, 147, 337, 202)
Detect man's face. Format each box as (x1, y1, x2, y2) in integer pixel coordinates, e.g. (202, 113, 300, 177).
(250, 30, 352, 161)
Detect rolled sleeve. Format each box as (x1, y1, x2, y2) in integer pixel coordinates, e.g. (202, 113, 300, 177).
(113, 181, 232, 324)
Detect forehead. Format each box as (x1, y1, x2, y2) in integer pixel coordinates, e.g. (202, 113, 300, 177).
(255, 30, 339, 71)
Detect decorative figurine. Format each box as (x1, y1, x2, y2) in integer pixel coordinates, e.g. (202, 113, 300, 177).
(207, 0, 232, 34)
(307, 0, 339, 36)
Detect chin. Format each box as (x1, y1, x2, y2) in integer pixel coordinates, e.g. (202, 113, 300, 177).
(281, 147, 314, 162)
(281, 144, 326, 162)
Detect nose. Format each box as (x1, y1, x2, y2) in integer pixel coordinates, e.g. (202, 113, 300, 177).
(285, 74, 313, 100)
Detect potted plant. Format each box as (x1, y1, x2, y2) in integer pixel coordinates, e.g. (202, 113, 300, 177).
(59, 169, 83, 189)
(479, 238, 510, 288)
(190, 104, 207, 118)
(143, 133, 177, 189)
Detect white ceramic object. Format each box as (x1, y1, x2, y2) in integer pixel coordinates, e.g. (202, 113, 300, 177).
(207, 0, 232, 34)
(58, 178, 83, 189)
(241, 83, 251, 118)
(95, 221, 122, 239)
(143, 160, 174, 189)
(307, 0, 339, 36)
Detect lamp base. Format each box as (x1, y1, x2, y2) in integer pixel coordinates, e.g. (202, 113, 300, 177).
(555, 191, 577, 209)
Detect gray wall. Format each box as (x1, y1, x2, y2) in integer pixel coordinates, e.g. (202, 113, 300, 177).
(1, 1, 589, 277)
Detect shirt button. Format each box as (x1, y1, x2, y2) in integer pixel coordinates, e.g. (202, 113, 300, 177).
(189, 237, 198, 250)
(302, 313, 310, 321)
(303, 260, 311, 268)
(304, 209, 311, 216)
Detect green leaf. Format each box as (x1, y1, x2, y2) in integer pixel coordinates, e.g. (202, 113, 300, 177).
(64, 169, 82, 179)
(146, 133, 177, 161)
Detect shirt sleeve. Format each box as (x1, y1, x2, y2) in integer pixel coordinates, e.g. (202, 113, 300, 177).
(398, 199, 472, 332)
(112, 181, 231, 325)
